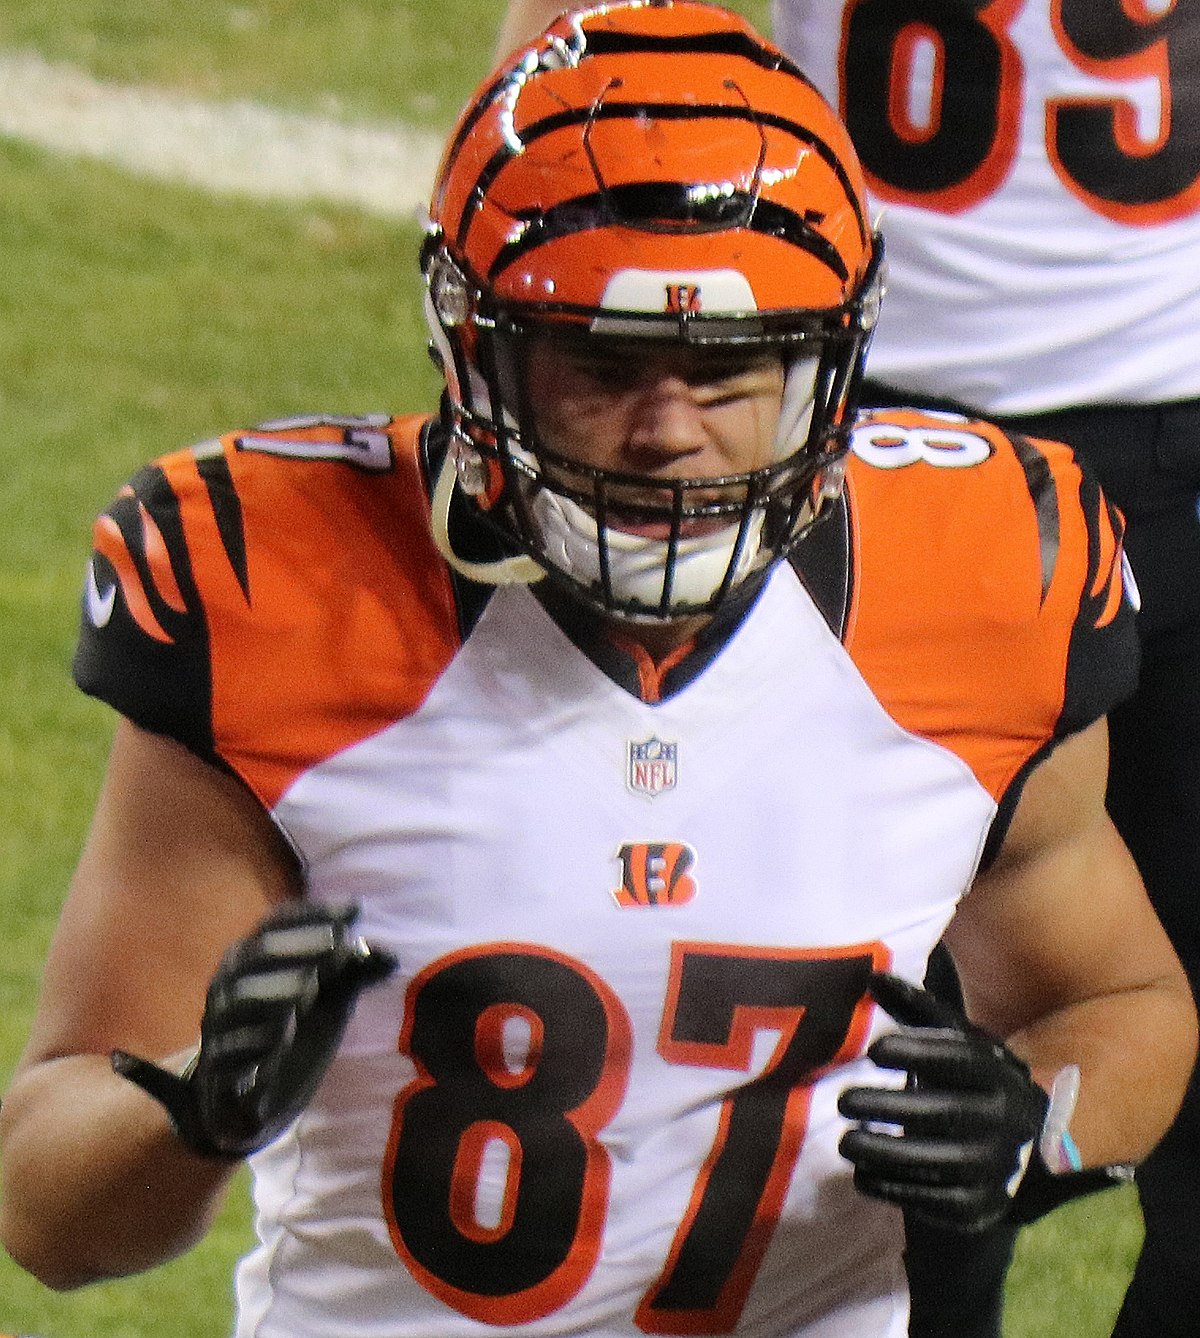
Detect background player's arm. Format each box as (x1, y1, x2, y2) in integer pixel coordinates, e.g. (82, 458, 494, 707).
(946, 718, 1197, 1169)
(495, 0, 582, 60)
(0, 720, 299, 1289)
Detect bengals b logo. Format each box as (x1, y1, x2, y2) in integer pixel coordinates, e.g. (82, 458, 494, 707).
(664, 283, 702, 315)
(613, 842, 697, 907)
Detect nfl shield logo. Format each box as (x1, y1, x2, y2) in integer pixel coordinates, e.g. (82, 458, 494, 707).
(627, 737, 678, 798)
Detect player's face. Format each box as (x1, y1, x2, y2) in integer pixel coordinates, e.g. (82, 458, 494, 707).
(523, 336, 786, 536)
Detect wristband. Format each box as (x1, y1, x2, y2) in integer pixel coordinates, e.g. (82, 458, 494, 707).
(1039, 1063, 1083, 1174)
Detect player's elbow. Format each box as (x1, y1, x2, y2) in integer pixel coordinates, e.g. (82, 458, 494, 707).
(0, 1175, 145, 1290)
(0, 1098, 117, 1288)
(0, 1207, 103, 1291)
(0, 1136, 209, 1290)
(0, 1191, 207, 1291)
(1125, 961, 1199, 1163)
(1161, 963, 1199, 1112)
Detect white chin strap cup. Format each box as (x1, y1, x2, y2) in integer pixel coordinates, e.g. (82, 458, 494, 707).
(531, 487, 766, 614)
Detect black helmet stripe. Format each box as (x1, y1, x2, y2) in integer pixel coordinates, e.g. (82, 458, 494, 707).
(439, 17, 816, 211)
(433, 66, 517, 217)
(580, 26, 808, 81)
(487, 183, 850, 284)
(455, 101, 869, 252)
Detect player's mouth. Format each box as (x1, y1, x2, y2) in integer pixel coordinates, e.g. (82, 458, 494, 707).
(593, 483, 747, 541)
(600, 506, 731, 541)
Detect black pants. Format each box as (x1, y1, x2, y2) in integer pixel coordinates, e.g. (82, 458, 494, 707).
(862, 385, 1200, 1337)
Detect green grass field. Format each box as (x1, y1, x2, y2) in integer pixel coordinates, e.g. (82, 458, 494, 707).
(0, 2, 1144, 1334)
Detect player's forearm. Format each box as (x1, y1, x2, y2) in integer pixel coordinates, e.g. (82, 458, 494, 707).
(0, 1052, 237, 1289)
(1010, 972, 1198, 1170)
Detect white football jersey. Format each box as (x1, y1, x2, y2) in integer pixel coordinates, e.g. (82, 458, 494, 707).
(236, 572, 979, 1337)
(74, 412, 1137, 1336)
(775, 0, 1200, 413)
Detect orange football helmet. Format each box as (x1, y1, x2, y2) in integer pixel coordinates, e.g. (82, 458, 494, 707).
(423, 0, 882, 620)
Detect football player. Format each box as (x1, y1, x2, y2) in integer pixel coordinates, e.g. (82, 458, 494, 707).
(1, 6, 1194, 1337)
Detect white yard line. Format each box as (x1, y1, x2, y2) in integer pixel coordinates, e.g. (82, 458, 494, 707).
(0, 49, 444, 217)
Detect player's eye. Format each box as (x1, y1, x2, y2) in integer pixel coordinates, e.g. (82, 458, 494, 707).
(690, 355, 783, 398)
(572, 353, 636, 385)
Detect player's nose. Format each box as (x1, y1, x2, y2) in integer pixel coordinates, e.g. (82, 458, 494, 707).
(624, 374, 710, 463)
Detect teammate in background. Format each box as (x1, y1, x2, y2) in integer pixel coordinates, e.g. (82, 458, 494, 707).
(764, 6, 1200, 1338)
(0, 6, 1194, 1337)
(493, 3, 1200, 1335)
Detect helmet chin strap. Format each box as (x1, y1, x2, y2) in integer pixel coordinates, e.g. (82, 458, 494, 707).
(430, 449, 544, 586)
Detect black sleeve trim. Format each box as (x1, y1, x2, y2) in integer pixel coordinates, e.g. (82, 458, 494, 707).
(788, 489, 852, 640)
(1058, 481, 1140, 740)
(72, 463, 217, 762)
(978, 739, 1058, 873)
(196, 449, 250, 601)
(1007, 432, 1060, 604)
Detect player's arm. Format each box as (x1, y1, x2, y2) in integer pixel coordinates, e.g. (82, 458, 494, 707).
(495, 0, 583, 61)
(0, 720, 297, 1289)
(947, 716, 1196, 1169)
(839, 717, 1196, 1229)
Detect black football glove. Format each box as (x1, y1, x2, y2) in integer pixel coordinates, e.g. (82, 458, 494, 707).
(113, 902, 395, 1159)
(837, 971, 1050, 1232)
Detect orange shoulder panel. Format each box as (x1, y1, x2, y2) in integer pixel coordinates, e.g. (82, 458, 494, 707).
(842, 409, 1111, 801)
(157, 415, 460, 808)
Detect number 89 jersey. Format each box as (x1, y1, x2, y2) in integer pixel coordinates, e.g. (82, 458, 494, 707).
(73, 409, 1137, 1337)
(776, 0, 1200, 413)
